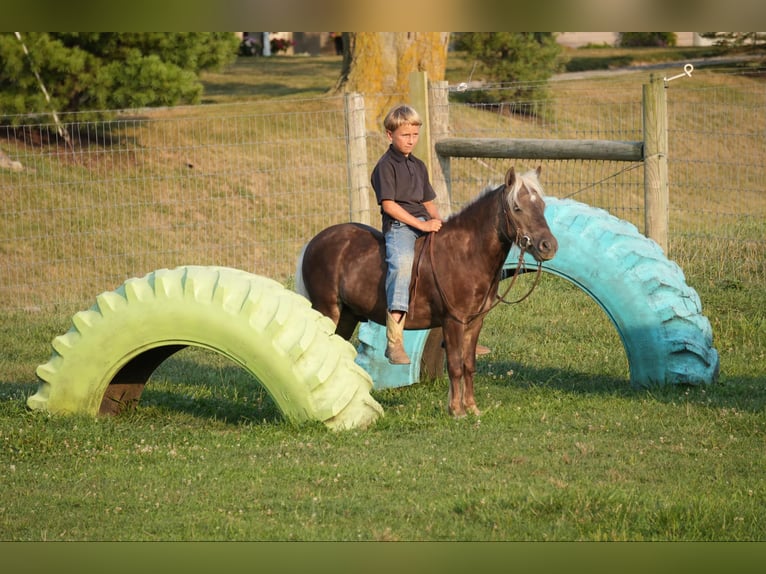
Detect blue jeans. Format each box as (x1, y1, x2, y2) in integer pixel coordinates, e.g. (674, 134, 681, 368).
(384, 219, 425, 313)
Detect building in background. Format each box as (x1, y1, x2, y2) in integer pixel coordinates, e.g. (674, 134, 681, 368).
(556, 32, 715, 47)
(236, 33, 716, 57)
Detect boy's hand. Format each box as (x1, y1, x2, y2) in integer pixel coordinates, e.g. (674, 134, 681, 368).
(422, 218, 443, 233)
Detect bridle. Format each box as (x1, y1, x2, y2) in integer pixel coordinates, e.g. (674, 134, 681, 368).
(418, 183, 544, 326)
(494, 183, 544, 306)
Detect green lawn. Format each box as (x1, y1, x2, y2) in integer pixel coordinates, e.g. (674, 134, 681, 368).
(1, 275, 763, 541)
(1, 46, 764, 542)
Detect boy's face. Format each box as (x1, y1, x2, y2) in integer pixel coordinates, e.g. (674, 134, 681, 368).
(387, 123, 420, 156)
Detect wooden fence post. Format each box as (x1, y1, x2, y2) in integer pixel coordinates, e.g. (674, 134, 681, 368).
(643, 75, 669, 252)
(429, 80, 452, 217)
(409, 71, 431, 171)
(410, 71, 453, 217)
(345, 92, 370, 225)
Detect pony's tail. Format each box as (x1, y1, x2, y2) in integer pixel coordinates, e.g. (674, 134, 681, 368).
(294, 243, 309, 299)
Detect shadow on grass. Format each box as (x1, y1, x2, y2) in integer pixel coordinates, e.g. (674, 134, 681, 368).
(0, 382, 37, 406)
(0, 355, 284, 426)
(565, 55, 634, 72)
(478, 358, 766, 414)
(200, 82, 328, 100)
(4, 355, 761, 427)
(140, 355, 284, 425)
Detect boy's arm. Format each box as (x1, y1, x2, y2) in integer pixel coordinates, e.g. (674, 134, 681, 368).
(423, 200, 443, 222)
(381, 200, 442, 233)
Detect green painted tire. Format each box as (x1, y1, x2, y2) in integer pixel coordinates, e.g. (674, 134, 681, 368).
(28, 266, 383, 430)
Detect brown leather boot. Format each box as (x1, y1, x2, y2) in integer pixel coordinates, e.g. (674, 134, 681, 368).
(384, 311, 411, 365)
(475, 344, 492, 356)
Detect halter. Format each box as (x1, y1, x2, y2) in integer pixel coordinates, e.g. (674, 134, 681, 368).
(494, 183, 544, 306)
(419, 183, 543, 326)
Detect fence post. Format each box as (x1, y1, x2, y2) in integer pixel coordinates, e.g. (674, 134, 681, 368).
(345, 92, 370, 225)
(429, 80, 453, 217)
(409, 71, 431, 171)
(410, 71, 453, 217)
(643, 75, 669, 252)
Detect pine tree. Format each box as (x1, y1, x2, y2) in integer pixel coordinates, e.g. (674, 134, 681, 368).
(452, 33, 567, 106)
(0, 33, 239, 124)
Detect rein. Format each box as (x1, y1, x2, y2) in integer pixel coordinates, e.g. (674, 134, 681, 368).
(496, 241, 543, 306)
(418, 193, 544, 326)
(495, 193, 544, 306)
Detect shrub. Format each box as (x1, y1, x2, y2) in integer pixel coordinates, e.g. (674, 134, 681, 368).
(618, 33, 678, 47)
(270, 37, 294, 54)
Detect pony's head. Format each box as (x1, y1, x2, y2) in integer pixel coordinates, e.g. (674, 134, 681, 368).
(503, 167, 558, 262)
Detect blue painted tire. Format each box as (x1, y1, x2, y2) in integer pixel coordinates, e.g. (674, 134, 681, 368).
(355, 198, 719, 389)
(505, 197, 719, 388)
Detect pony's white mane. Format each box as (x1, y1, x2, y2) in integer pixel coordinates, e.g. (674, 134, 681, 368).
(509, 168, 545, 204)
(480, 168, 545, 204)
(447, 169, 544, 221)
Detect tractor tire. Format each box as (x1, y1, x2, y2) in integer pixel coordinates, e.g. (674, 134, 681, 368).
(28, 266, 383, 430)
(504, 197, 719, 387)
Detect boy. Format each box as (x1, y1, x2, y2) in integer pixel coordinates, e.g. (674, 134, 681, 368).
(371, 104, 443, 364)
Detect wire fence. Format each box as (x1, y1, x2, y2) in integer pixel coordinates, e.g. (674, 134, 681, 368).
(1, 70, 764, 313)
(437, 74, 765, 287)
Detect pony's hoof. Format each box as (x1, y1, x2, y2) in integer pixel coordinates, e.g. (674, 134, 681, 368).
(466, 406, 481, 416)
(448, 406, 467, 418)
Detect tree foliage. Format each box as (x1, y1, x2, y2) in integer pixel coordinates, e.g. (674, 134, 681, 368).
(452, 33, 567, 105)
(699, 32, 766, 48)
(618, 33, 678, 47)
(0, 33, 239, 123)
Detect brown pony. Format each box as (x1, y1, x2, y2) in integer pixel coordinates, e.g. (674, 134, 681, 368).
(296, 167, 558, 417)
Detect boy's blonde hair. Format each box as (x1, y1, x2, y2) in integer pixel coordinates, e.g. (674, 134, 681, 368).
(383, 104, 422, 132)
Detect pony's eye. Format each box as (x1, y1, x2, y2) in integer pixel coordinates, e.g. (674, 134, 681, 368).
(513, 203, 521, 212)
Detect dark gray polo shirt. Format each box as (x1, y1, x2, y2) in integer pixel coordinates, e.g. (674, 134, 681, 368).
(371, 145, 436, 233)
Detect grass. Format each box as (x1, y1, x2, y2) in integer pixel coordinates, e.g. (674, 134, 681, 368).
(196, 46, 730, 105)
(561, 45, 727, 72)
(1, 276, 764, 541)
(199, 54, 344, 103)
(4, 47, 762, 306)
(1, 47, 764, 541)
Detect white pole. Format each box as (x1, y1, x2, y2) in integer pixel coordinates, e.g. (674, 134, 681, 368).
(262, 32, 271, 56)
(14, 32, 73, 150)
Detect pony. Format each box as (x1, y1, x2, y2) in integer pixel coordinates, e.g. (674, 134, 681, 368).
(296, 166, 558, 417)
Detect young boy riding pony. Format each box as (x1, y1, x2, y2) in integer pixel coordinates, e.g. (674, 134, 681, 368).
(371, 105, 444, 364)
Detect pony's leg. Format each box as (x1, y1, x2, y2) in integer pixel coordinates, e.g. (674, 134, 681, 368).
(442, 320, 466, 417)
(308, 295, 341, 326)
(461, 321, 484, 416)
(335, 309, 359, 341)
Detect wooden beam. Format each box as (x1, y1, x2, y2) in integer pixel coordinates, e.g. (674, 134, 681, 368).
(435, 137, 643, 162)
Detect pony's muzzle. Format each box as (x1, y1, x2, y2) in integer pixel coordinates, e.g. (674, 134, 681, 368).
(519, 234, 557, 261)
(536, 236, 558, 261)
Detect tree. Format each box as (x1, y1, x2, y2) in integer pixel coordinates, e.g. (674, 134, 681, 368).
(0, 33, 239, 123)
(618, 32, 678, 47)
(699, 32, 766, 48)
(334, 32, 450, 129)
(452, 33, 567, 107)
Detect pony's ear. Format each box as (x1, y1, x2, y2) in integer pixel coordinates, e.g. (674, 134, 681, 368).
(535, 165, 542, 178)
(505, 167, 516, 187)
